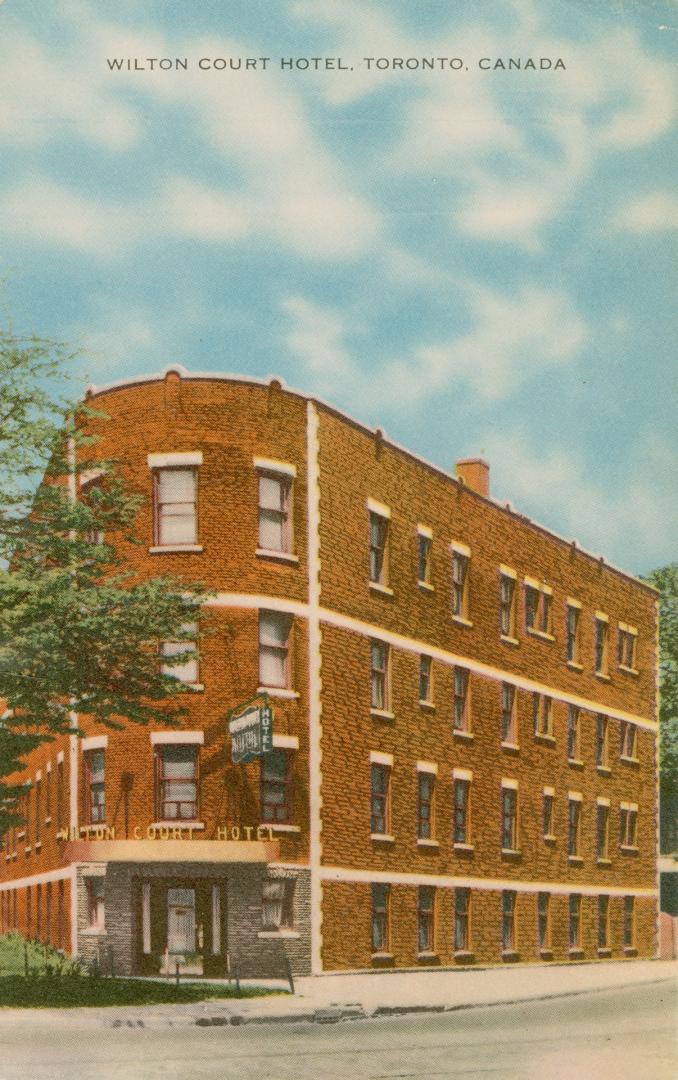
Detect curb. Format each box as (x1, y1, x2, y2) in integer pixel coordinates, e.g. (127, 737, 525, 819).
(99, 973, 676, 1029)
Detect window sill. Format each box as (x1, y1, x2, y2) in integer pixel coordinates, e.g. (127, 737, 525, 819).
(419, 700, 435, 711)
(566, 660, 583, 672)
(452, 615, 473, 628)
(255, 549, 299, 565)
(417, 951, 439, 962)
(623, 947, 638, 956)
(370, 833, 395, 843)
(620, 755, 639, 765)
(568, 855, 583, 864)
(594, 672, 611, 682)
(526, 628, 555, 642)
(417, 580, 434, 592)
(597, 857, 611, 866)
(257, 686, 300, 700)
(453, 729, 473, 740)
(44, 817, 52, 826)
(568, 948, 585, 958)
(34, 841, 42, 851)
(369, 582, 394, 598)
(500, 635, 520, 647)
(182, 683, 204, 692)
(454, 950, 475, 961)
(370, 708, 395, 721)
(257, 929, 300, 939)
(534, 733, 555, 744)
(540, 949, 554, 960)
(596, 765, 612, 775)
(597, 948, 612, 958)
(567, 758, 584, 768)
(17, 832, 25, 841)
(501, 741, 520, 752)
(149, 545, 203, 554)
(265, 823, 300, 834)
(618, 665, 639, 677)
(417, 839, 439, 848)
(544, 834, 557, 843)
(501, 950, 520, 961)
(454, 842, 475, 853)
(24, 847, 31, 855)
(371, 952, 394, 962)
(82, 927, 107, 937)
(620, 845, 639, 854)
(501, 848, 521, 857)
(151, 821, 205, 830)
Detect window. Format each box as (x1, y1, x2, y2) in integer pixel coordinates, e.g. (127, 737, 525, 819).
(454, 888, 470, 952)
(84, 751, 105, 824)
(452, 547, 470, 620)
(34, 778, 41, 843)
(501, 784, 518, 851)
(45, 768, 51, 821)
(417, 530, 432, 586)
(453, 667, 470, 733)
(419, 655, 433, 704)
(525, 580, 552, 634)
(538, 892, 551, 950)
(568, 796, 582, 858)
(417, 772, 435, 840)
(369, 511, 389, 586)
(155, 744, 198, 821)
(370, 763, 390, 835)
(597, 802, 610, 860)
(594, 615, 609, 676)
(57, 759, 65, 830)
(620, 721, 637, 761)
(543, 790, 554, 838)
(370, 640, 390, 711)
(502, 890, 516, 951)
(566, 603, 581, 664)
(453, 777, 471, 845)
(567, 706, 581, 761)
(617, 624, 637, 671)
(262, 878, 295, 930)
(619, 803, 638, 849)
(569, 894, 582, 949)
(86, 877, 105, 930)
(596, 715, 609, 768)
(623, 896, 635, 948)
(261, 750, 292, 824)
(499, 571, 517, 638)
(259, 610, 292, 689)
(501, 683, 517, 745)
(532, 694, 553, 738)
(417, 886, 435, 953)
(154, 467, 197, 546)
(161, 622, 199, 685)
(258, 472, 292, 554)
(598, 895, 610, 949)
(371, 883, 390, 953)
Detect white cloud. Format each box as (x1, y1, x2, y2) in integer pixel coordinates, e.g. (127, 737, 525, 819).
(282, 282, 588, 405)
(161, 178, 252, 242)
(615, 192, 678, 233)
(0, 179, 138, 255)
(481, 429, 677, 567)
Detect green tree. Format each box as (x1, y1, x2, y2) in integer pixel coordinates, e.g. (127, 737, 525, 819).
(645, 564, 678, 852)
(0, 331, 208, 835)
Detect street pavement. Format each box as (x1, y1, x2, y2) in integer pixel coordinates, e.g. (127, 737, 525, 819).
(0, 980, 674, 1079)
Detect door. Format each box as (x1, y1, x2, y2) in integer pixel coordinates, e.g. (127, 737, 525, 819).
(167, 887, 196, 954)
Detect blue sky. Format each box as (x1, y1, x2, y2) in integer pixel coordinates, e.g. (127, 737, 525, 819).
(0, 0, 675, 575)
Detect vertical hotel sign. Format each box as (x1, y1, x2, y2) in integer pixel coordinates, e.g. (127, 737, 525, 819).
(228, 694, 273, 763)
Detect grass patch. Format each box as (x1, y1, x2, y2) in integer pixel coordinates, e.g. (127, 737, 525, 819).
(0, 936, 285, 1008)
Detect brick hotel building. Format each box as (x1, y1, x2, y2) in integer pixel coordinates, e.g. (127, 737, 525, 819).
(0, 369, 659, 976)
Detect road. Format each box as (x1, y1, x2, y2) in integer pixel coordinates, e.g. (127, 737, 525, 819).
(0, 981, 674, 1080)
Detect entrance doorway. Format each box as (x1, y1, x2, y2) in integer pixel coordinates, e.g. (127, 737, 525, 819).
(140, 879, 226, 977)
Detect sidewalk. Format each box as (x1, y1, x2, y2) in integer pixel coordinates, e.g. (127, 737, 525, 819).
(0, 959, 675, 1029)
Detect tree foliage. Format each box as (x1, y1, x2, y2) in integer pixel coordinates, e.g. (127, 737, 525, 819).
(0, 331, 208, 834)
(645, 564, 678, 851)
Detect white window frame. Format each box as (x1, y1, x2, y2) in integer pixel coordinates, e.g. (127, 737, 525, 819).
(368, 500, 391, 591)
(524, 577, 553, 638)
(255, 460, 295, 559)
(151, 462, 200, 550)
(451, 543, 471, 623)
(259, 610, 292, 691)
(499, 565, 517, 641)
(594, 613, 610, 677)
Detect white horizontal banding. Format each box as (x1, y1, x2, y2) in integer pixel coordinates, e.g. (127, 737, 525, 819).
(567, 597, 582, 609)
(319, 865, 657, 897)
(367, 497, 390, 519)
(417, 524, 433, 539)
(568, 791, 583, 801)
(501, 778, 518, 790)
(499, 565, 517, 579)
(272, 734, 299, 749)
(597, 797, 611, 807)
(253, 457, 297, 477)
(453, 768, 473, 781)
(202, 594, 656, 731)
(370, 751, 393, 766)
(150, 731, 204, 745)
(81, 736, 108, 752)
(147, 452, 203, 468)
(543, 786, 555, 797)
(0, 866, 75, 892)
(80, 865, 106, 878)
(450, 540, 471, 557)
(416, 760, 437, 775)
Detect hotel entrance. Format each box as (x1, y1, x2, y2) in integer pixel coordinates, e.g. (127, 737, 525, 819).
(138, 878, 226, 977)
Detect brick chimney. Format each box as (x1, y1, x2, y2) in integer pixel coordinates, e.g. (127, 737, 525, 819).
(455, 458, 490, 498)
